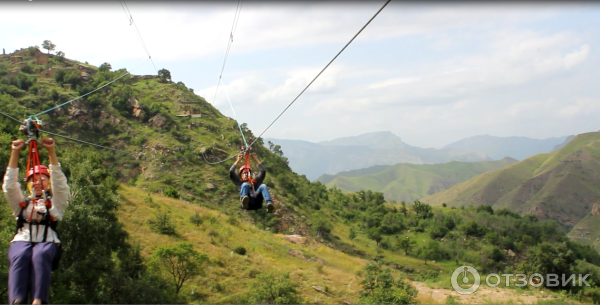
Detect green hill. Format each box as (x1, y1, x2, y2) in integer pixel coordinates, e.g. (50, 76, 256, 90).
(318, 157, 517, 203)
(568, 207, 600, 248)
(422, 132, 600, 228)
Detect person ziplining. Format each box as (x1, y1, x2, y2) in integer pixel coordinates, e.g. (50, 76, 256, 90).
(3, 119, 70, 304)
(229, 148, 275, 213)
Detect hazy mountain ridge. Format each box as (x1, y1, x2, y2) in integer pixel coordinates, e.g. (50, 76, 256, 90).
(443, 134, 569, 160)
(267, 132, 490, 180)
(270, 132, 569, 181)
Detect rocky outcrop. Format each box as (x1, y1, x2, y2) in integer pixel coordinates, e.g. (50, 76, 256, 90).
(529, 206, 547, 218)
(80, 71, 91, 81)
(592, 204, 600, 216)
(281, 234, 306, 245)
(129, 97, 145, 121)
(148, 113, 168, 130)
(77, 64, 97, 74)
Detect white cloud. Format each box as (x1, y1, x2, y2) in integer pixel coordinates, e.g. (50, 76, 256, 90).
(564, 44, 590, 69)
(368, 77, 421, 89)
(558, 98, 599, 117)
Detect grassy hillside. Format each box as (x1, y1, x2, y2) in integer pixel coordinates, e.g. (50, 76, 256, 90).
(422, 132, 600, 230)
(318, 158, 517, 203)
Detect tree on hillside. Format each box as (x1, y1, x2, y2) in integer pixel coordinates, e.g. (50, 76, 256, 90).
(312, 214, 333, 237)
(398, 237, 416, 255)
(358, 261, 418, 304)
(152, 242, 208, 294)
(419, 240, 441, 265)
(55, 51, 65, 62)
(399, 201, 408, 216)
(158, 68, 172, 82)
(245, 271, 302, 304)
(42, 40, 56, 54)
(349, 227, 357, 240)
(99, 62, 112, 72)
(413, 200, 433, 219)
(367, 227, 383, 246)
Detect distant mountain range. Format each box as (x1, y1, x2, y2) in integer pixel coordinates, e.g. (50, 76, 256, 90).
(421, 131, 600, 233)
(267, 131, 569, 180)
(266, 132, 489, 180)
(443, 134, 570, 160)
(317, 157, 518, 203)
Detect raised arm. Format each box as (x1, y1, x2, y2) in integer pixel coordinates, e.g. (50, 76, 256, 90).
(230, 154, 244, 185)
(8, 139, 25, 169)
(3, 139, 25, 215)
(41, 138, 70, 220)
(41, 138, 58, 166)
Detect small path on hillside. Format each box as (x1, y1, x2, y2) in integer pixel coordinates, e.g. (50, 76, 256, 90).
(412, 281, 560, 304)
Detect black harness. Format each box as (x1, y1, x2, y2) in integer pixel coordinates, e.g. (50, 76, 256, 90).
(15, 198, 62, 271)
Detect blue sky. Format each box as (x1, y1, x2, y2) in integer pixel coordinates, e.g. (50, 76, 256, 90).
(1, 1, 599, 148)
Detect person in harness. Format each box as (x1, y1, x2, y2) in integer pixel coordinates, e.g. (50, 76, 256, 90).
(3, 138, 70, 304)
(230, 152, 275, 213)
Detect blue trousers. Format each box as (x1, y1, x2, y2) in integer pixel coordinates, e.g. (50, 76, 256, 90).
(8, 241, 57, 304)
(240, 183, 272, 210)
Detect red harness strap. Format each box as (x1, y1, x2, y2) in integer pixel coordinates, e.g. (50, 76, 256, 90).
(241, 153, 257, 186)
(25, 139, 53, 222)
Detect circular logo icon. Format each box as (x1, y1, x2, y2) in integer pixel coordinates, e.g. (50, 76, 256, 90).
(451, 265, 480, 295)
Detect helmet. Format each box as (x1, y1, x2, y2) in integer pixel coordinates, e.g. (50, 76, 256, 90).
(239, 165, 251, 173)
(26, 165, 50, 180)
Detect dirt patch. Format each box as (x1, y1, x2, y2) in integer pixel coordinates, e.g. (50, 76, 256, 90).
(412, 281, 556, 304)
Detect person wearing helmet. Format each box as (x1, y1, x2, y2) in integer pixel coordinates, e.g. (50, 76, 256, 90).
(3, 138, 70, 304)
(230, 152, 275, 213)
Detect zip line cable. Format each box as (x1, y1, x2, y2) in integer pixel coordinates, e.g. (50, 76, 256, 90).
(222, 78, 249, 148)
(247, 0, 391, 148)
(119, 0, 158, 74)
(202, 0, 390, 165)
(209, 0, 248, 147)
(33, 58, 150, 117)
(211, 0, 243, 105)
(0, 110, 22, 124)
(201, 1, 247, 165)
(39, 129, 134, 155)
(201, 152, 238, 165)
(0, 110, 132, 155)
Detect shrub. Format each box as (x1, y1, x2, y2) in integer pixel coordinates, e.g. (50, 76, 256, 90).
(358, 261, 418, 304)
(20, 65, 33, 74)
(244, 271, 302, 304)
(233, 246, 246, 255)
(54, 69, 67, 84)
(429, 226, 448, 239)
(190, 212, 203, 226)
(148, 214, 176, 235)
(164, 186, 179, 199)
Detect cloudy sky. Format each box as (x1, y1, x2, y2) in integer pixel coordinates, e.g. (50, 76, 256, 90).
(1, 1, 599, 148)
